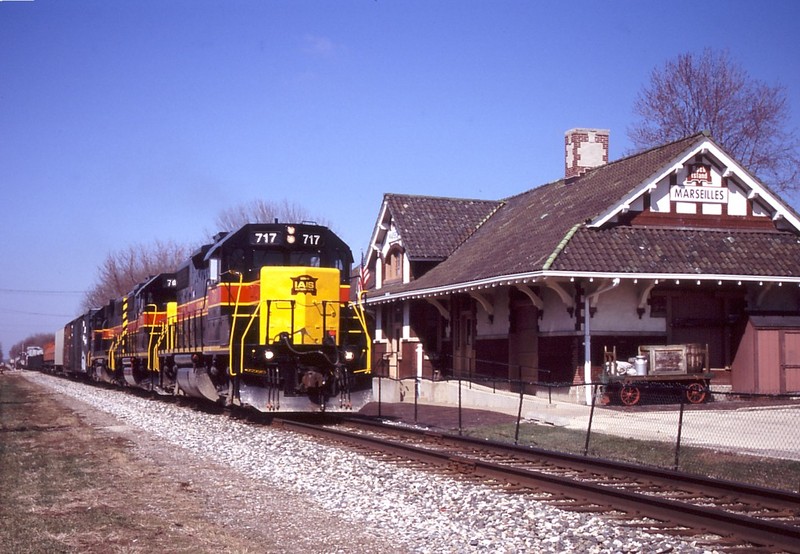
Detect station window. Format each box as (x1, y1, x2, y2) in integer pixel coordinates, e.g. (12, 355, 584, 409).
(384, 246, 404, 283)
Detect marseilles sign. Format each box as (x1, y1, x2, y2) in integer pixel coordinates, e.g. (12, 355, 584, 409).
(670, 184, 728, 204)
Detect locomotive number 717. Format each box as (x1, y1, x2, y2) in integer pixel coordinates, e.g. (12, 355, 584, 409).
(254, 232, 278, 244)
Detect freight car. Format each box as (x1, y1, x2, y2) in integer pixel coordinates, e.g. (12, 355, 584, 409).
(600, 343, 712, 406)
(24, 346, 44, 371)
(60, 222, 372, 412)
(43, 340, 55, 373)
(63, 311, 99, 378)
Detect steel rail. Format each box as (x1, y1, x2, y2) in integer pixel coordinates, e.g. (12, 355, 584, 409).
(279, 419, 800, 553)
(341, 416, 800, 510)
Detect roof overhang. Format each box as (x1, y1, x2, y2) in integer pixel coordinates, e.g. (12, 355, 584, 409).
(364, 270, 800, 305)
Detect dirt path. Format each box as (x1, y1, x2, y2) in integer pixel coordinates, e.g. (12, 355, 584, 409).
(0, 373, 403, 553)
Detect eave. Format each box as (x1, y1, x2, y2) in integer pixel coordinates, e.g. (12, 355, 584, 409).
(363, 270, 800, 305)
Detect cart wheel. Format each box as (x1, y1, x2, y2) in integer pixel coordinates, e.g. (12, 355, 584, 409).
(619, 384, 641, 406)
(685, 382, 707, 404)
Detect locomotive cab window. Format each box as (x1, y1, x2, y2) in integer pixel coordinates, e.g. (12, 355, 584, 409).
(209, 258, 221, 283)
(290, 251, 321, 267)
(253, 249, 286, 269)
(228, 248, 247, 274)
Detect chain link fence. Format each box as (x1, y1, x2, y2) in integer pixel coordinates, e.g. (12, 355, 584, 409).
(371, 373, 800, 492)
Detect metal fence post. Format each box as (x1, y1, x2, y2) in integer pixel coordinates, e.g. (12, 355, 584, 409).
(413, 378, 418, 423)
(583, 383, 598, 456)
(674, 386, 686, 471)
(514, 368, 524, 445)
(377, 372, 382, 418)
(458, 377, 463, 435)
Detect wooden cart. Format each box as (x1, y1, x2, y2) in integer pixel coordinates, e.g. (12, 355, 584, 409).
(601, 344, 713, 406)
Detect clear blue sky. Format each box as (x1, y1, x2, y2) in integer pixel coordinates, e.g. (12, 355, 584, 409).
(1, 0, 799, 356)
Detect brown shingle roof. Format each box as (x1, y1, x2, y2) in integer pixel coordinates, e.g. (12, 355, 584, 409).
(366, 132, 800, 300)
(384, 194, 501, 260)
(551, 227, 800, 276)
(382, 133, 706, 292)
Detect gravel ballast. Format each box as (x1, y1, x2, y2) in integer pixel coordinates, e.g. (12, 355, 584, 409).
(22, 372, 719, 553)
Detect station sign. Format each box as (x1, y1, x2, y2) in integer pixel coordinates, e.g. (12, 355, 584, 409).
(669, 163, 728, 204)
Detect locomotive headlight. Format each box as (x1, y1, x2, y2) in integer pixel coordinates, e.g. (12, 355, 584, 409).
(343, 350, 355, 361)
(264, 349, 275, 361)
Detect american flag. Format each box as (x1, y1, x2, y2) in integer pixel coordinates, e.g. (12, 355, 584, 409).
(357, 252, 370, 295)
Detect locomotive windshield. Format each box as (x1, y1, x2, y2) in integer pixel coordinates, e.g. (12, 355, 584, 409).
(226, 248, 345, 275)
(210, 223, 352, 282)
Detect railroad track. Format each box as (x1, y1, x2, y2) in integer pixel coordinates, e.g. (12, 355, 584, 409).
(276, 417, 800, 553)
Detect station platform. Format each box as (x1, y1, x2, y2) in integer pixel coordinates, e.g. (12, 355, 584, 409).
(358, 401, 520, 431)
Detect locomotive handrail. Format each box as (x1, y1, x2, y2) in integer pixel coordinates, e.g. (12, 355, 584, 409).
(238, 300, 262, 376)
(145, 304, 160, 372)
(108, 333, 122, 371)
(151, 322, 168, 371)
(227, 271, 244, 377)
(354, 291, 372, 374)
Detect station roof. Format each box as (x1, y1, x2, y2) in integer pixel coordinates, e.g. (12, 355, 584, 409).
(366, 132, 800, 303)
(371, 194, 501, 262)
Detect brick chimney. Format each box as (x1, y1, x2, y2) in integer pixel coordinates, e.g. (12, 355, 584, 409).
(565, 128, 609, 180)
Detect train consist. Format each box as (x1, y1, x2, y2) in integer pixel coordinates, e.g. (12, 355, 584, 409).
(47, 222, 373, 412)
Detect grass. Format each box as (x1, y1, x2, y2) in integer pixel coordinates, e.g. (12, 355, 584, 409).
(464, 421, 800, 492)
(0, 378, 130, 552)
(0, 373, 284, 553)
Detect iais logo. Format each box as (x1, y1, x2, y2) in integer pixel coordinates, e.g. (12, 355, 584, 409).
(291, 275, 318, 296)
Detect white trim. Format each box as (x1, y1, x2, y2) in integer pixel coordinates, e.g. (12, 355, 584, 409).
(364, 270, 800, 305)
(591, 141, 703, 228)
(590, 137, 800, 233)
(367, 199, 391, 270)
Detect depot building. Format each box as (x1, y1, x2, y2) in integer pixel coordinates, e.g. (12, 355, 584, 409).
(362, 129, 800, 400)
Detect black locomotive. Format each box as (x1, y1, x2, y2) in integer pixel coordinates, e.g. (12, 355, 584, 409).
(60, 222, 372, 412)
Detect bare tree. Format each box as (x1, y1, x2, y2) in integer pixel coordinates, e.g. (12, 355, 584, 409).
(628, 49, 800, 192)
(211, 199, 331, 236)
(82, 240, 193, 310)
(80, 200, 332, 310)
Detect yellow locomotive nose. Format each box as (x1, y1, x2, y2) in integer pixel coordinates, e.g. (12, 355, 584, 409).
(258, 266, 341, 346)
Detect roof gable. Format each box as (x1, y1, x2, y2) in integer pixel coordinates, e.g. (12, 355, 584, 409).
(365, 132, 800, 301)
(388, 134, 710, 287)
(368, 193, 501, 263)
(591, 133, 800, 233)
